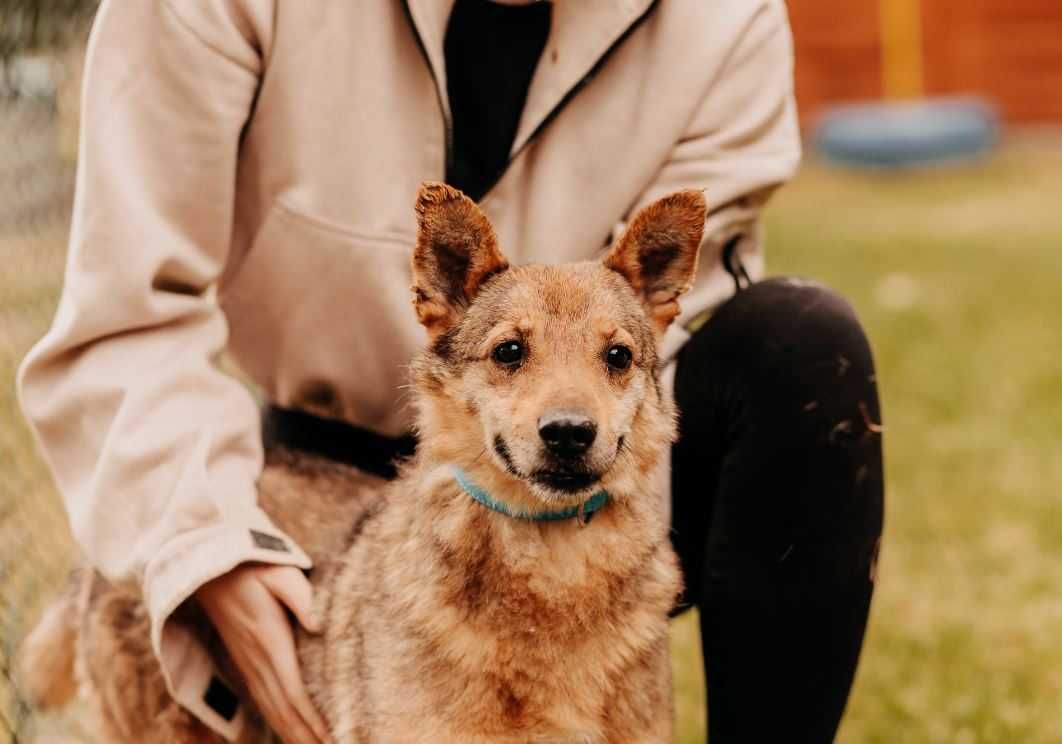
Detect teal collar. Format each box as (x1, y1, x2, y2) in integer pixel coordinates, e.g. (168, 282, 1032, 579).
(451, 466, 609, 524)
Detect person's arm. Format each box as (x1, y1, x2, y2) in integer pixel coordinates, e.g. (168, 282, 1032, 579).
(621, 0, 802, 363)
(17, 2, 326, 741)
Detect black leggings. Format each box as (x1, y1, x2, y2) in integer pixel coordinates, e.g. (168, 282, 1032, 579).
(670, 277, 884, 743)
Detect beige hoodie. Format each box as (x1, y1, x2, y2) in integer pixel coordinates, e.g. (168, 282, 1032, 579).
(18, 0, 800, 737)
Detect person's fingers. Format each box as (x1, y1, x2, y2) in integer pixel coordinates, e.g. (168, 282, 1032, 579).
(260, 566, 322, 633)
(215, 622, 279, 721)
(209, 595, 311, 743)
(253, 656, 322, 744)
(198, 565, 328, 742)
(244, 596, 330, 744)
(271, 627, 333, 744)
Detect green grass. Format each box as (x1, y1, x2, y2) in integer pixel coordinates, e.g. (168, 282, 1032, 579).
(3, 119, 1061, 742)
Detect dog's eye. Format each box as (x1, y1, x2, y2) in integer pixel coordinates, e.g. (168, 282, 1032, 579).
(605, 345, 633, 372)
(492, 340, 525, 367)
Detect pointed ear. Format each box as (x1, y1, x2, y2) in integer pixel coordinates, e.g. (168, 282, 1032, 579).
(411, 182, 509, 338)
(603, 190, 707, 334)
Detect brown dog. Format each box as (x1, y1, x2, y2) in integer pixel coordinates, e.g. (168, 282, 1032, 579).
(20, 183, 706, 743)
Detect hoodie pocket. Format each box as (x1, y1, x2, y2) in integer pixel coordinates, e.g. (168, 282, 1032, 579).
(219, 199, 425, 434)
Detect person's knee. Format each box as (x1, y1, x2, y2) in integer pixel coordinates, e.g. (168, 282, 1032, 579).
(730, 277, 865, 351)
(684, 277, 874, 384)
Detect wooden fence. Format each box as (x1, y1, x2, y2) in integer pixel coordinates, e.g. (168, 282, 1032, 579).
(789, 0, 1062, 124)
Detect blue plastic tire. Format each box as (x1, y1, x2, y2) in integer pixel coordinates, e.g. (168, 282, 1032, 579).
(812, 97, 999, 169)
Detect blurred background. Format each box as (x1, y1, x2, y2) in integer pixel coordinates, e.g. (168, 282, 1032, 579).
(1, 1, 1060, 742)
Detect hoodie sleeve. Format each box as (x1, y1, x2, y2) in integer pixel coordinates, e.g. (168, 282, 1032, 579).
(625, 0, 803, 364)
(17, 1, 307, 738)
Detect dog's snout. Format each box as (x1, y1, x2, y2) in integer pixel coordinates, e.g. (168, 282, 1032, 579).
(538, 411, 597, 459)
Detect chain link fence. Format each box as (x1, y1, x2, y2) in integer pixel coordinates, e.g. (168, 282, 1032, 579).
(1, 25, 89, 740)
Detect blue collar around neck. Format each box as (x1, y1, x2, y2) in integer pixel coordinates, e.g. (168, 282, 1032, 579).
(451, 466, 609, 523)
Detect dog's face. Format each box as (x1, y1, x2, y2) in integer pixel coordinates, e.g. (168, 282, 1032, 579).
(410, 183, 705, 505)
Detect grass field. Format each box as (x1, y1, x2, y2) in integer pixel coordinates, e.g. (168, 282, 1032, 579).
(2, 96, 1061, 742)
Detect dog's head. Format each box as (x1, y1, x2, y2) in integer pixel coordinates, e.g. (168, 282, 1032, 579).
(410, 182, 705, 506)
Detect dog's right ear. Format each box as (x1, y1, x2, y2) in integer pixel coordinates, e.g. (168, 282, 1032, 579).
(411, 182, 509, 339)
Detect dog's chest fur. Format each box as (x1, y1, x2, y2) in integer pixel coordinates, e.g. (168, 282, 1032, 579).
(296, 464, 680, 744)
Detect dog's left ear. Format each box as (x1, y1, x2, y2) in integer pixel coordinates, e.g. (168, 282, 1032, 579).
(412, 182, 509, 338)
(603, 190, 707, 335)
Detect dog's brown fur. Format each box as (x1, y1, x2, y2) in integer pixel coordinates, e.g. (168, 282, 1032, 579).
(20, 183, 706, 743)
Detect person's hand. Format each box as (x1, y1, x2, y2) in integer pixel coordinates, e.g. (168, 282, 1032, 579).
(196, 564, 332, 744)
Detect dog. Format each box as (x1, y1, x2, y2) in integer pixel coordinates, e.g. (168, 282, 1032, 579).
(20, 182, 707, 743)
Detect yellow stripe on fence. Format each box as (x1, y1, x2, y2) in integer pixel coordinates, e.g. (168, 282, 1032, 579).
(879, 0, 924, 99)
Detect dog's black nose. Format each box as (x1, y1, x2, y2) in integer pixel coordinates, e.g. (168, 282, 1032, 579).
(538, 411, 597, 459)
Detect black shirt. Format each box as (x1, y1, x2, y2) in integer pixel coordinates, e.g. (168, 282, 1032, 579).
(443, 0, 552, 202)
